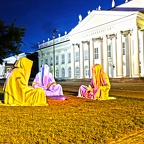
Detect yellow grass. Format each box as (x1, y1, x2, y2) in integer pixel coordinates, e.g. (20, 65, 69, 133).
(0, 92, 144, 143)
(0, 82, 144, 143)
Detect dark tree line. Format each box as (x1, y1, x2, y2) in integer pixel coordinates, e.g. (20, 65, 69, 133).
(0, 19, 26, 63)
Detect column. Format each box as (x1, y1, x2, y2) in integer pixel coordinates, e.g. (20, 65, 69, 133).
(102, 35, 108, 74)
(80, 42, 84, 78)
(89, 39, 94, 78)
(71, 44, 75, 78)
(128, 31, 132, 77)
(38, 52, 41, 71)
(132, 26, 140, 77)
(125, 33, 130, 77)
(141, 31, 144, 76)
(116, 31, 123, 77)
(112, 35, 117, 77)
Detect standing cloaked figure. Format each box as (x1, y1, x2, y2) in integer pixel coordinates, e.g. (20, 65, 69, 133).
(32, 64, 63, 96)
(2, 57, 48, 106)
(77, 64, 115, 100)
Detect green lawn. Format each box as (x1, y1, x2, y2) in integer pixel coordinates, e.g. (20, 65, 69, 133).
(0, 88, 144, 143)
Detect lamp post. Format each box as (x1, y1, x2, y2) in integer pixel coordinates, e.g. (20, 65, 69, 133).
(52, 29, 57, 79)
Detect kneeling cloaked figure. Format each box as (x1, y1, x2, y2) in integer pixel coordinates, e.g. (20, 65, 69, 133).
(2, 57, 48, 106)
(32, 64, 63, 97)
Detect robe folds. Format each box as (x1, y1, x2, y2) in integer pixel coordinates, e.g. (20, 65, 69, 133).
(2, 57, 48, 106)
(78, 64, 115, 100)
(32, 64, 63, 96)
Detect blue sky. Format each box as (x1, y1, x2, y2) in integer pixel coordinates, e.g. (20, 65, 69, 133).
(0, 0, 125, 53)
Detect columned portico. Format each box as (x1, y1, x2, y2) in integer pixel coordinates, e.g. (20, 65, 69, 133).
(36, 3, 144, 80)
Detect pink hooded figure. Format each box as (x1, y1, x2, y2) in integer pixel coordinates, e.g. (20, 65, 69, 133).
(32, 64, 63, 96)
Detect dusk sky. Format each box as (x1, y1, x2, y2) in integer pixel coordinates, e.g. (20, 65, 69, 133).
(0, 0, 125, 53)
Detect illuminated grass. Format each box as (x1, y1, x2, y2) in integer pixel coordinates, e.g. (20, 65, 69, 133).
(0, 92, 144, 144)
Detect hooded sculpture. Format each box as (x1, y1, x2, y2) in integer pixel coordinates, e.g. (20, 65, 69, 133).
(3, 57, 48, 106)
(32, 64, 63, 96)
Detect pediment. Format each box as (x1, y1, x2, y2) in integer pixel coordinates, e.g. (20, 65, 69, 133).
(68, 10, 138, 36)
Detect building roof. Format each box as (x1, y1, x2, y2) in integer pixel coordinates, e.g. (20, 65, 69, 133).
(3, 53, 26, 64)
(111, 0, 144, 12)
(68, 0, 144, 37)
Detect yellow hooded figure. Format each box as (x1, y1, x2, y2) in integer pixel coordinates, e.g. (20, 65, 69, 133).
(3, 57, 48, 106)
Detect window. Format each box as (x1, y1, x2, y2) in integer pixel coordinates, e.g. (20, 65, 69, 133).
(94, 47, 99, 59)
(61, 54, 65, 64)
(56, 56, 59, 65)
(56, 69, 59, 78)
(122, 42, 125, 55)
(84, 50, 88, 60)
(50, 67, 53, 73)
(68, 67, 71, 78)
(41, 59, 43, 66)
(45, 58, 48, 64)
(75, 66, 80, 78)
(75, 52, 79, 62)
(61, 67, 65, 78)
(68, 53, 71, 63)
(84, 66, 89, 77)
(50, 57, 53, 66)
(108, 45, 111, 57)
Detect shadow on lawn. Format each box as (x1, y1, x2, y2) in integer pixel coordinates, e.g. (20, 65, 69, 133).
(0, 93, 4, 103)
(63, 90, 78, 96)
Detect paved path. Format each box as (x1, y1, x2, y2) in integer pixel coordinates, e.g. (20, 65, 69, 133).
(59, 81, 144, 99)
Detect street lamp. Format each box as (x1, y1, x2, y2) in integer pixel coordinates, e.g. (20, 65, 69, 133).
(52, 29, 57, 79)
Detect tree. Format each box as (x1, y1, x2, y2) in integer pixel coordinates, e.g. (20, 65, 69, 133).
(0, 19, 26, 63)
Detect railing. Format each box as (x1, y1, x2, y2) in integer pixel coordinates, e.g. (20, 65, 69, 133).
(38, 35, 69, 49)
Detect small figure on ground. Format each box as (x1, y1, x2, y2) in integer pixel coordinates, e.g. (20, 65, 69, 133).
(32, 64, 63, 97)
(2, 57, 48, 106)
(77, 64, 115, 100)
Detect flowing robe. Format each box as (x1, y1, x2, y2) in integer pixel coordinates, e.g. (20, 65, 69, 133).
(78, 64, 115, 100)
(32, 64, 63, 96)
(2, 57, 48, 106)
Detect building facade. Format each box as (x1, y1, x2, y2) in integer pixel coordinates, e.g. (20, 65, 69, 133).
(38, 0, 144, 79)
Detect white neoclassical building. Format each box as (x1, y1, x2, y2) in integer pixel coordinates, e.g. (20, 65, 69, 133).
(37, 0, 144, 79)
